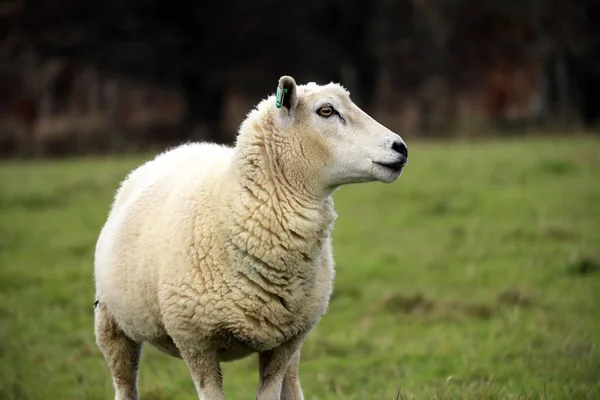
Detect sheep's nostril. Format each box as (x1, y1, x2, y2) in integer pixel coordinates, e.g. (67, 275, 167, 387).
(392, 141, 408, 158)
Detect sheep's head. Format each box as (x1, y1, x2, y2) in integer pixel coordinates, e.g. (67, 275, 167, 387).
(237, 75, 408, 198)
(271, 75, 408, 193)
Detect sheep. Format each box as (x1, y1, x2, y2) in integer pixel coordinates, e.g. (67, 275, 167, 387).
(93, 75, 409, 400)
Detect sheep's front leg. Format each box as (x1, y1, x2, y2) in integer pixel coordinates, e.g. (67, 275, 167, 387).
(280, 350, 303, 400)
(177, 344, 225, 400)
(257, 340, 304, 400)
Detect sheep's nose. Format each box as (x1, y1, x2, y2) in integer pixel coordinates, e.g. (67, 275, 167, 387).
(392, 140, 408, 159)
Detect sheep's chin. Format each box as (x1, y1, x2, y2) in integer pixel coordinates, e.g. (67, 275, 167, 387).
(372, 163, 403, 183)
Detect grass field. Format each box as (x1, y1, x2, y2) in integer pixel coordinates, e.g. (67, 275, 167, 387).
(0, 136, 599, 399)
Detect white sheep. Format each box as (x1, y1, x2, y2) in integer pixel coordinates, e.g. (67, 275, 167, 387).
(93, 75, 408, 400)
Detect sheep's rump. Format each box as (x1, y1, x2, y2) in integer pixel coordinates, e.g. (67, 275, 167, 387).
(94, 142, 233, 343)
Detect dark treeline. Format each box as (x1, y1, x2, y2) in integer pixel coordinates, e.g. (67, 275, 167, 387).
(0, 0, 598, 156)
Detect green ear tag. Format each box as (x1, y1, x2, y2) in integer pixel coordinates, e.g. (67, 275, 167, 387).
(275, 87, 288, 108)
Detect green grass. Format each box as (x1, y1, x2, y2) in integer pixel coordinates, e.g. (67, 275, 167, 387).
(1, 136, 599, 399)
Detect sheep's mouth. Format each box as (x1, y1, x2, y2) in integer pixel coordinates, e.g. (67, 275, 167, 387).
(374, 160, 406, 172)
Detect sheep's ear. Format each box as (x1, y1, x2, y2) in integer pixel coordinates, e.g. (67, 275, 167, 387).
(275, 75, 298, 114)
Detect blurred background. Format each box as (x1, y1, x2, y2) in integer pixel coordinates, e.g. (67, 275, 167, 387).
(0, 0, 599, 158)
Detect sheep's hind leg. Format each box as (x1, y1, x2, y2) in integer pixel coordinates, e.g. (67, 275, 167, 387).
(94, 301, 143, 400)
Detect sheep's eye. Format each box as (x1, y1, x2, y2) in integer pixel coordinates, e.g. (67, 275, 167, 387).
(317, 105, 334, 118)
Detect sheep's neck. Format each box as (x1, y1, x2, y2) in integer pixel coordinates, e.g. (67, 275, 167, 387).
(226, 133, 336, 288)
